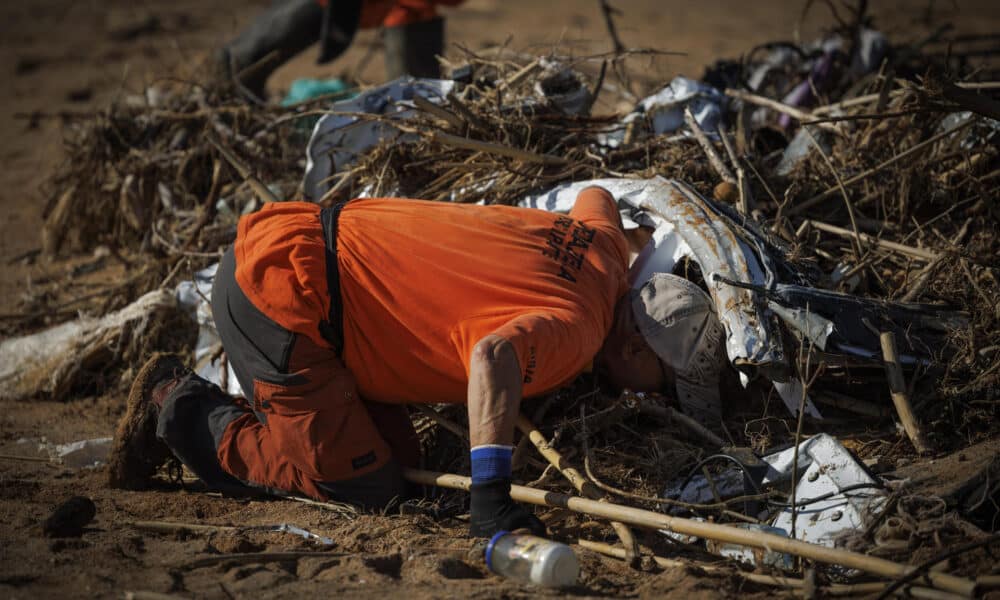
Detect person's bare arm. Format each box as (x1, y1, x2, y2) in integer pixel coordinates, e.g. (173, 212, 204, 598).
(467, 334, 521, 447)
(465, 334, 544, 537)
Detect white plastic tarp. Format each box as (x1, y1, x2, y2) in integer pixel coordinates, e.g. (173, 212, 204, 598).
(175, 263, 241, 396)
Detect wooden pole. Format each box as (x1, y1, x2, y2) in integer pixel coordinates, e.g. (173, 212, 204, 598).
(402, 468, 976, 596)
(515, 415, 641, 564)
(804, 220, 940, 262)
(879, 332, 931, 454)
(724, 88, 842, 135)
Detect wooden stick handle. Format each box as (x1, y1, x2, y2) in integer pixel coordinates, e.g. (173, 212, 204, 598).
(805, 220, 939, 261)
(880, 332, 931, 454)
(402, 468, 976, 597)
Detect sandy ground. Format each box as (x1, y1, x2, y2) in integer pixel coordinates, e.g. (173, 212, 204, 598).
(2, 0, 1000, 598)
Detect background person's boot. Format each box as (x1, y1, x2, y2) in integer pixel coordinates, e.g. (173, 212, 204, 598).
(383, 16, 445, 79)
(214, 0, 326, 99)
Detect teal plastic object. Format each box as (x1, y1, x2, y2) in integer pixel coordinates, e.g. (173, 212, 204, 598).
(281, 78, 355, 106)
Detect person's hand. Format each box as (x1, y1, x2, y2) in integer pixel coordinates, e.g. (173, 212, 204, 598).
(469, 479, 545, 538)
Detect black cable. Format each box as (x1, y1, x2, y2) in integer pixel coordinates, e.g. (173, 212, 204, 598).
(767, 482, 885, 508)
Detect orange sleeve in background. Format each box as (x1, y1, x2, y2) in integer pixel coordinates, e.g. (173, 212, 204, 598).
(359, 0, 465, 29)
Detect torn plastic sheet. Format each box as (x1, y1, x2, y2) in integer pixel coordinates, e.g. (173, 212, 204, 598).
(639, 77, 724, 135)
(37, 437, 114, 469)
(302, 77, 456, 201)
(258, 524, 335, 546)
(767, 302, 833, 351)
(175, 263, 241, 396)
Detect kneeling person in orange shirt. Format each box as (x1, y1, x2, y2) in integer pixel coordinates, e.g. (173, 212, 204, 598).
(108, 186, 725, 538)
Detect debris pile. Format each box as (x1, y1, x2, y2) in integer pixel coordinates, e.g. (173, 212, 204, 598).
(6, 9, 1000, 595)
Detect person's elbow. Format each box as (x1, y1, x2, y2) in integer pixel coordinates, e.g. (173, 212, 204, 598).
(470, 336, 522, 390)
(471, 335, 519, 372)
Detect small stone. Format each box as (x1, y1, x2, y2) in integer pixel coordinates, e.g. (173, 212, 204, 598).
(42, 496, 96, 538)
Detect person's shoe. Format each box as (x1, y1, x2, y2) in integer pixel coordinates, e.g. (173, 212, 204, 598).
(107, 354, 188, 489)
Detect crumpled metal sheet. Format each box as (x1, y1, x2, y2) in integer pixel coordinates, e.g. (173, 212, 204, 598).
(771, 433, 886, 548)
(664, 433, 886, 557)
(630, 178, 788, 378)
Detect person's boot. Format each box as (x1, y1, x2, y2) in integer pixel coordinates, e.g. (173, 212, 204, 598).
(107, 354, 189, 489)
(213, 0, 326, 99)
(383, 16, 445, 80)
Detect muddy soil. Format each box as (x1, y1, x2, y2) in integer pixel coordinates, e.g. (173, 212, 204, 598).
(3, 0, 1000, 598)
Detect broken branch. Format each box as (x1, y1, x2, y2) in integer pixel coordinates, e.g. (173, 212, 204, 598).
(879, 332, 931, 454)
(516, 414, 641, 565)
(684, 107, 736, 185)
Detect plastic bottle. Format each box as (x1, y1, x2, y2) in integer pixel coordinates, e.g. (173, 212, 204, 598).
(484, 532, 579, 588)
